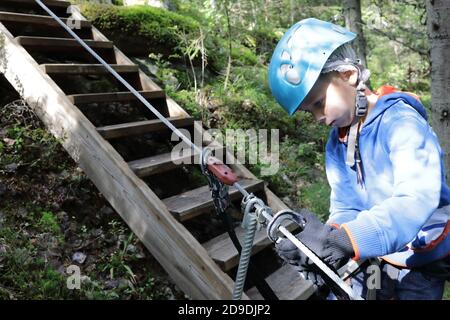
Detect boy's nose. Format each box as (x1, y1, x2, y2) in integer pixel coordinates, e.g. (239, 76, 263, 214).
(312, 108, 325, 122)
(317, 117, 327, 124)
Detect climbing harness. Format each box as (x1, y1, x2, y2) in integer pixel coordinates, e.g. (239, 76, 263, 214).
(36, 0, 363, 300)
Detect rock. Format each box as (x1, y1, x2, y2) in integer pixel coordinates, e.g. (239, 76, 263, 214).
(164, 287, 175, 300)
(104, 278, 130, 290)
(126, 244, 137, 254)
(72, 252, 87, 264)
(3, 138, 15, 147)
(242, 99, 254, 111)
(4, 163, 18, 173)
(92, 228, 103, 237)
(80, 275, 91, 285)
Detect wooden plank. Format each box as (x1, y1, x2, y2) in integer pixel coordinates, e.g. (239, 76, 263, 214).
(128, 146, 225, 178)
(2, 0, 71, 8)
(0, 12, 91, 28)
(203, 225, 272, 272)
(246, 264, 315, 300)
(16, 36, 113, 50)
(1, 22, 240, 300)
(203, 218, 300, 272)
(67, 90, 165, 105)
(163, 179, 265, 222)
(96, 116, 194, 140)
(40, 63, 138, 75)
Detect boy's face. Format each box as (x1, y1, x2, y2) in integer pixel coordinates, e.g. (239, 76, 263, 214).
(298, 70, 358, 128)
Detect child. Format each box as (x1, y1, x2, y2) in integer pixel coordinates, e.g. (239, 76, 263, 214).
(269, 18, 450, 300)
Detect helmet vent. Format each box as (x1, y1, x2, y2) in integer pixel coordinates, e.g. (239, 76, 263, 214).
(280, 63, 290, 75)
(285, 68, 301, 85)
(286, 36, 293, 49)
(281, 50, 291, 60)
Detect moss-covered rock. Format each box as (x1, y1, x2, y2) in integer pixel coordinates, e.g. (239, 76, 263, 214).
(80, 4, 199, 56)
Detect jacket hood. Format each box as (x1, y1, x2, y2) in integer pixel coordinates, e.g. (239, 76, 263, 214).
(363, 92, 427, 128)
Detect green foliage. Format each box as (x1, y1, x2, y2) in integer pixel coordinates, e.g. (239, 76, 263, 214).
(299, 182, 331, 222)
(362, 0, 429, 94)
(169, 89, 203, 119)
(0, 125, 66, 174)
(0, 224, 68, 299)
(39, 211, 60, 234)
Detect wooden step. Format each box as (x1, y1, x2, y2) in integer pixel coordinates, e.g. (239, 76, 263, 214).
(246, 264, 315, 300)
(67, 90, 165, 105)
(203, 216, 300, 271)
(16, 36, 113, 51)
(128, 146, 224, 178)
(2, 0, 71, 8)
(96, 116, 194, 140)
(40, 63, 138, 75)
(163, 178, 264, 222)
(0, 11, 91, 28)
(203, 224, 271, 271)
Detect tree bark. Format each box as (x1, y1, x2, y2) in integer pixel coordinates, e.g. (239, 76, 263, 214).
(343, 0, 369, 69)
(427, 0, 450, 183)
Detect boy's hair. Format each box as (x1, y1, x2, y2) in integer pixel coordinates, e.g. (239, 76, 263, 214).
(321, 43, 371, 84)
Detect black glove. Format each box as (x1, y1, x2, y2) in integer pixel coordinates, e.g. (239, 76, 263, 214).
(275, 210, 354, 272)
(289, 251, 327, 289)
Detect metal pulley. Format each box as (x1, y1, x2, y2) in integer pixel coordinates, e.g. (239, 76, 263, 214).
(266, 209, 306, 243)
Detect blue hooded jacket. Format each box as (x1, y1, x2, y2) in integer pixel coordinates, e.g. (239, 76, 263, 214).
(325, 92, 450, 267)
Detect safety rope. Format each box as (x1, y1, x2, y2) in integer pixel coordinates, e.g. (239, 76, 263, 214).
(35, 0, 363, 300)
(200, 149, 278, 300)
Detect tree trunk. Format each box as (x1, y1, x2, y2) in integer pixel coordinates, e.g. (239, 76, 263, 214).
(427, 0, 450, 183)
(343, 0, 368, 69)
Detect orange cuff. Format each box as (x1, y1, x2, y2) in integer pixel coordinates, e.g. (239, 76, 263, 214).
(329, 223, 341, 229)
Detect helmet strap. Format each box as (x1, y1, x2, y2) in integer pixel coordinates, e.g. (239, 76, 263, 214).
(345, 70, 368, 186)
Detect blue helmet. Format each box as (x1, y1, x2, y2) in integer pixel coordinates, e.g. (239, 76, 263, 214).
(268, 18, 356, 115)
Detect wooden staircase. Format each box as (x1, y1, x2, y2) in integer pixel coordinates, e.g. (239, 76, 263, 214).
(0, 0, 314, 300)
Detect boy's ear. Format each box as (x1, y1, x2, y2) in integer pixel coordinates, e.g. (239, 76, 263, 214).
(339, 69, 358, 87)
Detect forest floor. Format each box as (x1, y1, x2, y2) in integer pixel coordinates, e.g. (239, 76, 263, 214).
(0, 77, 185, 299)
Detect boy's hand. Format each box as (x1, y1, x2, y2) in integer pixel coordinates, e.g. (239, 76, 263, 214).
(275, 211, 354, 272)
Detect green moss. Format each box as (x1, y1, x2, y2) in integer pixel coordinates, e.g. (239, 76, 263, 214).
(231, 45, 258, 66)
(80, 4, 199, 55)
(39, 211, 60, 234)
(169, 89, 202, 120)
